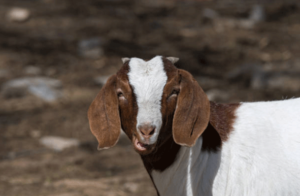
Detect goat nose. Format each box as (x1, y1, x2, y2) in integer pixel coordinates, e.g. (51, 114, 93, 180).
(138, 124, 156, 138)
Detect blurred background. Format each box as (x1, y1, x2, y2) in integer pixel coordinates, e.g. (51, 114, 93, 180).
(1, 0, 300, 195)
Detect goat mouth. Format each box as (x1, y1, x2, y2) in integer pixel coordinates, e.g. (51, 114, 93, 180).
(132, 136, 155, 154)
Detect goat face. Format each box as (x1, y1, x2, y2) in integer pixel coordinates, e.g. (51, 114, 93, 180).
(88, 56, 210, 155)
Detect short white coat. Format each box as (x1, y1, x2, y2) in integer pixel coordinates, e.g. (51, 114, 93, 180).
(152, 98, 300, 196)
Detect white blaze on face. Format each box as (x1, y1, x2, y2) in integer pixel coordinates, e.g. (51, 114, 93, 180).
(127, 56, 167, 144)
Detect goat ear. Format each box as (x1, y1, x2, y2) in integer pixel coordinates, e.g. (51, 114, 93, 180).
(172, 70, 210, 147)
(88, 75, 121, 150)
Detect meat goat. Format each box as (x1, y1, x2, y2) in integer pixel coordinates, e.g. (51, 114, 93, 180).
(88, 56, 300, 196)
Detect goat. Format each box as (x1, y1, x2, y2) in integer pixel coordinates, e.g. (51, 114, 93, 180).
(88, 56, 300, 196)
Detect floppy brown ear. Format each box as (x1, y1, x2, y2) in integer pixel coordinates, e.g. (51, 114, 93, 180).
(88, 75, 121, 150)
(172, 70, 210, 147)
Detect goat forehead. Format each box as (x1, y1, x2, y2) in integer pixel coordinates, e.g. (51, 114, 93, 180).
(127, 56, 168, 103)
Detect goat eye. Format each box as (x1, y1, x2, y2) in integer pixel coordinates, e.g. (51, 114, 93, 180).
(172, 90, 178, 95)
(117, 92, 124, 97)
(169, 89, 179, 98)
(117, 90, 125, 100)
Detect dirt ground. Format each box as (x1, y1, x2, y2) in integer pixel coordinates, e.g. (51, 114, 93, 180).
(1, 0, 300, 196)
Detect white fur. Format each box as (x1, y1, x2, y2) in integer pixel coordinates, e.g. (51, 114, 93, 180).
(152, 98, 300, 196)
(127, 56, 167, 144)
(187, 148, 193, 196)
(152, 138, 221, 196)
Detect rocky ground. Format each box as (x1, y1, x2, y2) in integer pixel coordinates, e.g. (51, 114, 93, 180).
(1, 0, 300, 195)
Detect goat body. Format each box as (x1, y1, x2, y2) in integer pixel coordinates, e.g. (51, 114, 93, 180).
(151, 99, 300, 196)
(88, 56, 300, 196)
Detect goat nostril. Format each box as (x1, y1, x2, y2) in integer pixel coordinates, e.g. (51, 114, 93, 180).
(139, 125, 156, 137)
(149, 129, 155, 136)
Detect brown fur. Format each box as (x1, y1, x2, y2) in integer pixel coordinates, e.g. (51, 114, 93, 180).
(209, 102, 240, 142)
(87, 75, 121, 149)
(172, 69, 211, 147)
(87, 62, 139, 149)
(116, 63, 138, 140)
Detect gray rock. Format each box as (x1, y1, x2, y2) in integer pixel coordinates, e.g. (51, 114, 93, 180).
(249, 5, 265, 22)
(94, 76, 109, 86)
(28, 84, 61, 102)
(203, 8, 218, 19)
(2, 77, 63, 101)
(7, 8, 30, 22)
(40, 136, 80, 152)
(237, 5, 265, 29)
(78, 38, 103, 59)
